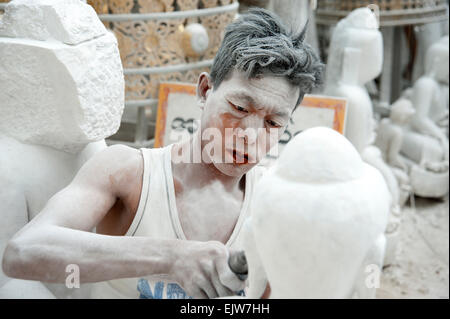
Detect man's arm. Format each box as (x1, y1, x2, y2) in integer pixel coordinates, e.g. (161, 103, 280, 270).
(2, 145, 174, 282)
(2, 145, 243, 298)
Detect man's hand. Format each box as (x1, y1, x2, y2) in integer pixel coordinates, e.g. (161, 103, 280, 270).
(170, 240, 245, 299)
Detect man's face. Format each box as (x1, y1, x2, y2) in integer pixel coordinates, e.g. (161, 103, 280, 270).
(198, 69, 300, 177)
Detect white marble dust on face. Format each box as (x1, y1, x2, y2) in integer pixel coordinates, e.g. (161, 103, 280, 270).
(200, 70, 300, 177)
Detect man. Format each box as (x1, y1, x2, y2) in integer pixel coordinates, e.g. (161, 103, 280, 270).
(2, 9, 323, 299)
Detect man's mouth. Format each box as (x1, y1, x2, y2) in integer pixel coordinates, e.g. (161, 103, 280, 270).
(231, 149, 250, 165)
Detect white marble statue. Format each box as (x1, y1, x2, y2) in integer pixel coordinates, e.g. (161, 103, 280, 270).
(268, 0, 319, 53)
(323, 8, 401, 265)
(398, 36, 449, 199)
(374, 95, 417, 265)
(412, 21, 449, 83)
(375, 95, 415, 206)
(0, 0, 124, 298)
(405, 35, 449, 158)
(241, 127, 390, 298)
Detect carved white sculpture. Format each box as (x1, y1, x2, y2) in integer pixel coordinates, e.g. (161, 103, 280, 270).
(323, 8, 402, 266)
(242, 127, 390, 298)
(374, 95, 418, 265)
(0, 0, 124, 298)
(376, 97, 415, 175)
(269, 0, 319, 53)
(375, 95, 415, 205)
(412, 22, 449, 83)
(399, 36, 449, 198)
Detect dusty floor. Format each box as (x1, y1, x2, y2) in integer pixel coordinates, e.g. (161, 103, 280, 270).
(377, 195, 449, 299)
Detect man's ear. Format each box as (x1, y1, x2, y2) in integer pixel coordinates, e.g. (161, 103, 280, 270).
(197, 72, 212, 110)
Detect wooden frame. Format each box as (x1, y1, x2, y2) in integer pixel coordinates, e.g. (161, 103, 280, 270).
(298, 94, 347, 135)
(154, 82, 198, 148)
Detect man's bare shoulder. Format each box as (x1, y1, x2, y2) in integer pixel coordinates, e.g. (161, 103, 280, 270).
(89, 145, 145, 235)
(75, 144, 144, 197)
(90, 144, 141, 164)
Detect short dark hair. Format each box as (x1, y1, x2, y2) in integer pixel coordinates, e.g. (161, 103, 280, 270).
(210, 8, 324, 107)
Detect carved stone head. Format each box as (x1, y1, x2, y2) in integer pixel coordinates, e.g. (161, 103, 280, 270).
(326, 8, 383, 86)
(245, 127, 390, 298)
(390, 97, 416, 125)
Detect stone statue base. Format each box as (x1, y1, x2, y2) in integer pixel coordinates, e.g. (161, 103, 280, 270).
(410, 165, 449, 198)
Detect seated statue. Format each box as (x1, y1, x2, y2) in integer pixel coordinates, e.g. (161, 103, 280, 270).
(241, 127, 390, 298)
(323, 7, 401, 265)
(413, 35, 449, 139)
(375, 94, 415, 206)
(0, 0, 124, 298)
(398, 36, 449, 198)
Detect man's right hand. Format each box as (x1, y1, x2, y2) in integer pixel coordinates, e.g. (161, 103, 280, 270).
(170, 240, 245, 299)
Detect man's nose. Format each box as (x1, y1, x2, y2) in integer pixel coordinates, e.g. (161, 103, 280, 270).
(237, 115, 264, 144)
(236, 128, 257, 145)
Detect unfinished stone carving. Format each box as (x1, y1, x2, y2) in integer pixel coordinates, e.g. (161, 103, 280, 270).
(242, 127, 390, 298)
(0, 0, 124, 298)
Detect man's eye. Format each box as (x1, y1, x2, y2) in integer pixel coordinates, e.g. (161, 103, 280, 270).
(229, 102, 248, 113)
(266, 119, 282, 128)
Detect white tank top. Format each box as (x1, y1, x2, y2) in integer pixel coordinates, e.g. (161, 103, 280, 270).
(90, 144, 265, 299)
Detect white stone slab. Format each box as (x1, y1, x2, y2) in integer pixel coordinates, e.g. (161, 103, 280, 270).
(0, 0, 106, 45)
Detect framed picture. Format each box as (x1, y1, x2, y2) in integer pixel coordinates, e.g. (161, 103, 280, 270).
(154, 82, 200, 148)
(263, 94, 347, 163)
(281, 94, 347, 141)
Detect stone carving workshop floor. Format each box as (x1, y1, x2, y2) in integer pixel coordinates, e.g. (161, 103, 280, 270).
(377, 196, 449, 299)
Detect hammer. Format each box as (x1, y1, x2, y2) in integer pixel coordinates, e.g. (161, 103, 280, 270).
(228, 251, 272, 298)
(228, 251, 248, 281)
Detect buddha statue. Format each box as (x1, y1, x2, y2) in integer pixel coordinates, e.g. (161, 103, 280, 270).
(323, 7, 401, 265)
(398, 36, 449, 198)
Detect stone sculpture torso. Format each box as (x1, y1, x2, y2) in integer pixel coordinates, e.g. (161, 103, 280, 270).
(0, 0, 124, 298)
